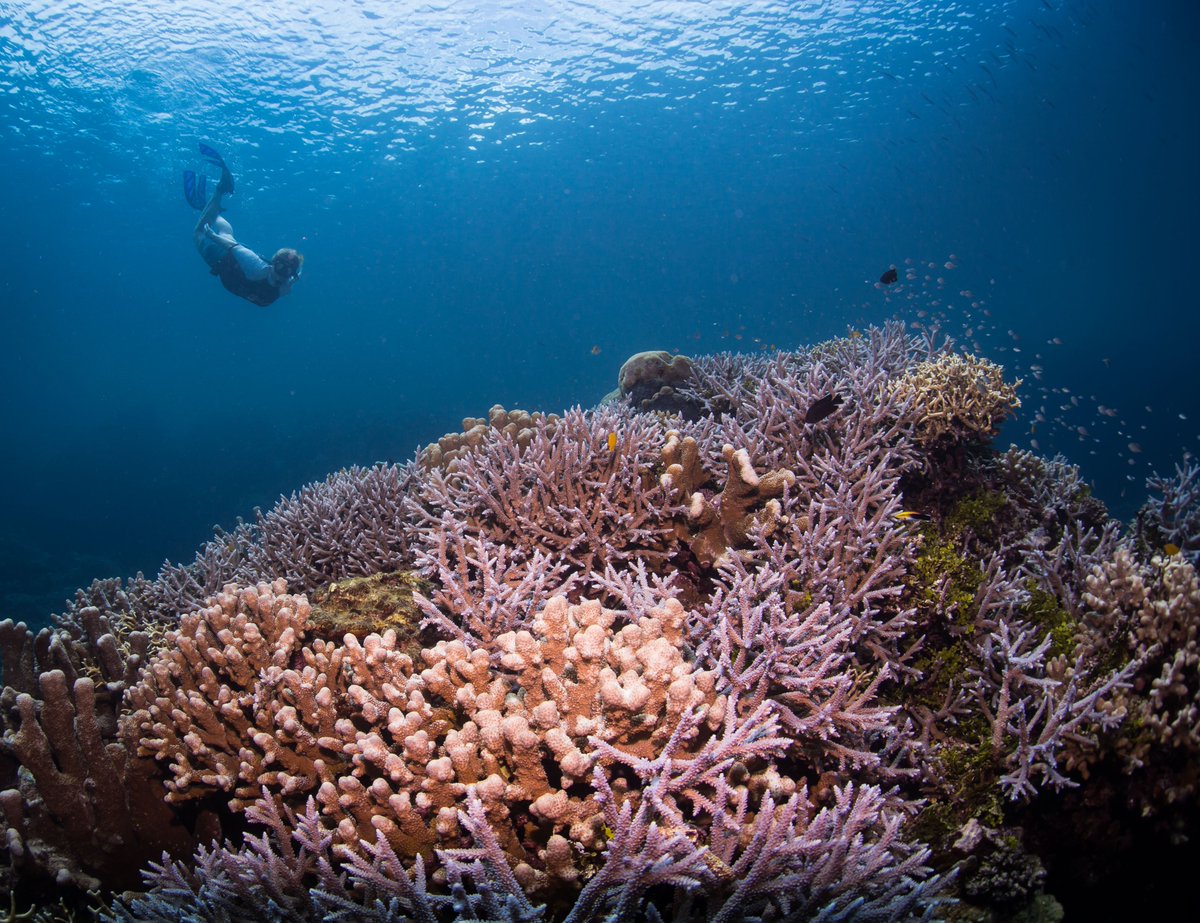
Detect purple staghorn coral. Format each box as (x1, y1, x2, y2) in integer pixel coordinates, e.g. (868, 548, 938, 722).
(967, 621, 1132, 799)
(48, 463, 415, 647)
(407, 406, 679, 598)
(412, 512, 578, 648)
(248, 463, 417, 591)
(694, 554, 897, 772)
(6, 321, 1200, 919)
(1138, 459, 1200, 563)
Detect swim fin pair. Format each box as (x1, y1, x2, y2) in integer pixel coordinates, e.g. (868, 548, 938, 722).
(183, 142, 234, 209)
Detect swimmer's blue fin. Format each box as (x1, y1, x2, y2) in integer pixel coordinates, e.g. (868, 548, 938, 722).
(198, 142, 225, 166)
(183, 169, 207, 210)
(199, 142, 234, 194)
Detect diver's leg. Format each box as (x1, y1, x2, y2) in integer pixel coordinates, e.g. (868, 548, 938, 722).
(193, 186, 225, 238)
(193, 189, 236, 270)
(214, 164, 234, 196)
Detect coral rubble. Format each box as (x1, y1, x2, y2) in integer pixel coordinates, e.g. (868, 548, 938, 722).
(1, 321, 1197, 921)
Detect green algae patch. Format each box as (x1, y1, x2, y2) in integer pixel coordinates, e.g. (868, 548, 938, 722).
(1020, 582, 1077, 660)
(309, 570, 427, 656)
(911, 730, 1007, 854)
(909, 527, 986, 630)
(944, 490, 1009, 546)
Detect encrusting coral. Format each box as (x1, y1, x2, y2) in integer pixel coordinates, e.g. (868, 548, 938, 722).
(1, 320, 1197, 921)
(307, 569, 426, 651)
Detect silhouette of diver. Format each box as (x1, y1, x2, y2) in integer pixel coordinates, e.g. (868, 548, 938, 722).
(184, 143, 303, 307)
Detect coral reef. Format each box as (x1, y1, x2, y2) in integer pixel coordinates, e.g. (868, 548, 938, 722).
(1136, 459, 1200, 564)
(616, 350, 700, 417)
(419, 405, 559, 471)
(890, 352, 1021, 446)
(2, 321, 1197, 921)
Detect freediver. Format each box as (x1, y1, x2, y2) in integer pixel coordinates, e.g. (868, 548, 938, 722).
(184, 143, 303, 307)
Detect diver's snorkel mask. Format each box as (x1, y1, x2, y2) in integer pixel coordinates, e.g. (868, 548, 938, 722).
(273, 250, 303, 285)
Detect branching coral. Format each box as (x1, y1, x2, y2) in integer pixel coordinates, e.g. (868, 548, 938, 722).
(411, 512, 578, 648)
(1137, 459, 1200, 564)
(1080, 547, 1200, 815)
(5, 320, 1197, 919)
(408, 406, 678, 592)
(419, 404, 559, 472)
(52, 463, 416, 643)
(247, 463, 416, 591)
(693, 555, 897, 772)
(889, 352, 1020, 446)
(967, 621, 1132, 799)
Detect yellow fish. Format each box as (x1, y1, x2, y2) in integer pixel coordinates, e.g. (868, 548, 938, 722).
(607, 431, 617, 452)
(893, 510, 931, 522)
(1164, 543, 1181, 556)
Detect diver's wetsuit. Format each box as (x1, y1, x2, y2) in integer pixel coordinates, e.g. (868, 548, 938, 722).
(204, 237, 286, 307)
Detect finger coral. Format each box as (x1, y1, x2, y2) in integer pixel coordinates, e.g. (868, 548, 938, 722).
(1081, 547, 1200, 817)
(123, 580, 749, 895)
(660, 432, 795, 567)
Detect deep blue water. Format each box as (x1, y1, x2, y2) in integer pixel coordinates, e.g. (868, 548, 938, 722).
(1, 0, 1197, 624)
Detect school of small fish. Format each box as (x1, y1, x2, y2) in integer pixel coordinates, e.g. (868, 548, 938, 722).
(868, 254, 1196, 504)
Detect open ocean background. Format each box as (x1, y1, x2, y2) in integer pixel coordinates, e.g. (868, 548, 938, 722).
(1, 0, 1197, 625)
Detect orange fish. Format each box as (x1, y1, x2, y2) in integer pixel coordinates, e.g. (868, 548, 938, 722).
(607, 432, 617, 452)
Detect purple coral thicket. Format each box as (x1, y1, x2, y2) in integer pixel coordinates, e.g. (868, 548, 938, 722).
(406, 405, 680, 604)
(1140, 459, 1200, 563)
(51, 463, 415, 640)
(7, 319, 1200, 920)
